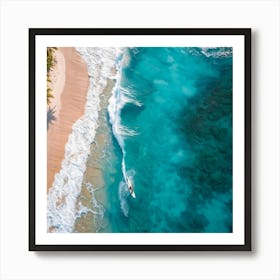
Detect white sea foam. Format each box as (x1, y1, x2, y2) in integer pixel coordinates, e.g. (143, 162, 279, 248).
(47, 47, 121, 233)
(200, 47, 232, 58)
(118, 168, 137, 217)
(187, 47, 232, 58)
(75, 184, 105, 218)
(108, 50, 140, 207)
(108, 53, 142, 142)
(118, 180, 130, 217)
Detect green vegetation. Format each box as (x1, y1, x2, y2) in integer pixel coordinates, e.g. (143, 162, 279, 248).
(47, 47, 57, 105)
(47, 87, 54, 105)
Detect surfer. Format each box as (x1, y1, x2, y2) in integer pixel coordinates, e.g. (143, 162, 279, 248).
(126, 176, 136, 199)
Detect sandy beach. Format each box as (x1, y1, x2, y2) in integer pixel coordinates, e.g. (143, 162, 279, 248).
(47, 47, 89, 191)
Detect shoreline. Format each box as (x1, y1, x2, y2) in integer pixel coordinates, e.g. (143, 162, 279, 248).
(47, 47, 89, 191)
(47, 47, 121, 233)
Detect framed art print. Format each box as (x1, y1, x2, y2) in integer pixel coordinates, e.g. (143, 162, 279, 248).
(29, 28, 251, 251)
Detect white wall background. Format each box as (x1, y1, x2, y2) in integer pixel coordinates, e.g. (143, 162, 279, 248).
(0, 0, 279, 279)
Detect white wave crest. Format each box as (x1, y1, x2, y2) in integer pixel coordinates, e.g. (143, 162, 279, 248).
(200, 47, 233, 58)
(108, 52, 142, 147)
(47, 47, 121, 233)
(108, 50, 140, 200)
(187, 47, 232, 58)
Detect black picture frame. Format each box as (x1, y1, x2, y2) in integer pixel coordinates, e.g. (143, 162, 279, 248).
(29, 28, 251, 251)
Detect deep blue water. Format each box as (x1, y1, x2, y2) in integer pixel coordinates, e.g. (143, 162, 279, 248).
(103, 47, 232, 233)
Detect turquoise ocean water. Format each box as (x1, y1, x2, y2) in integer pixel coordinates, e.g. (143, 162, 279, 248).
(101, 47, 233, 233)
(47, 47, 233, 233)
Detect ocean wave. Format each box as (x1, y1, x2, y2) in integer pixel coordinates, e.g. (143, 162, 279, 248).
(108, 52, 142, 143)
(108, 50, 140, 202)
(188, 47, 233, 58)
(47, 47, 121, 233)
(200, 47, 232, 58)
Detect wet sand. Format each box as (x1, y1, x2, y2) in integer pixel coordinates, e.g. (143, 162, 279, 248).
(47, 47, 89, 191)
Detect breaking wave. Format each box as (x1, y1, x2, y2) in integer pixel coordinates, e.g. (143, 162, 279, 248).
(108, 50, 141, 212)
(187, 47, 233, 58)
